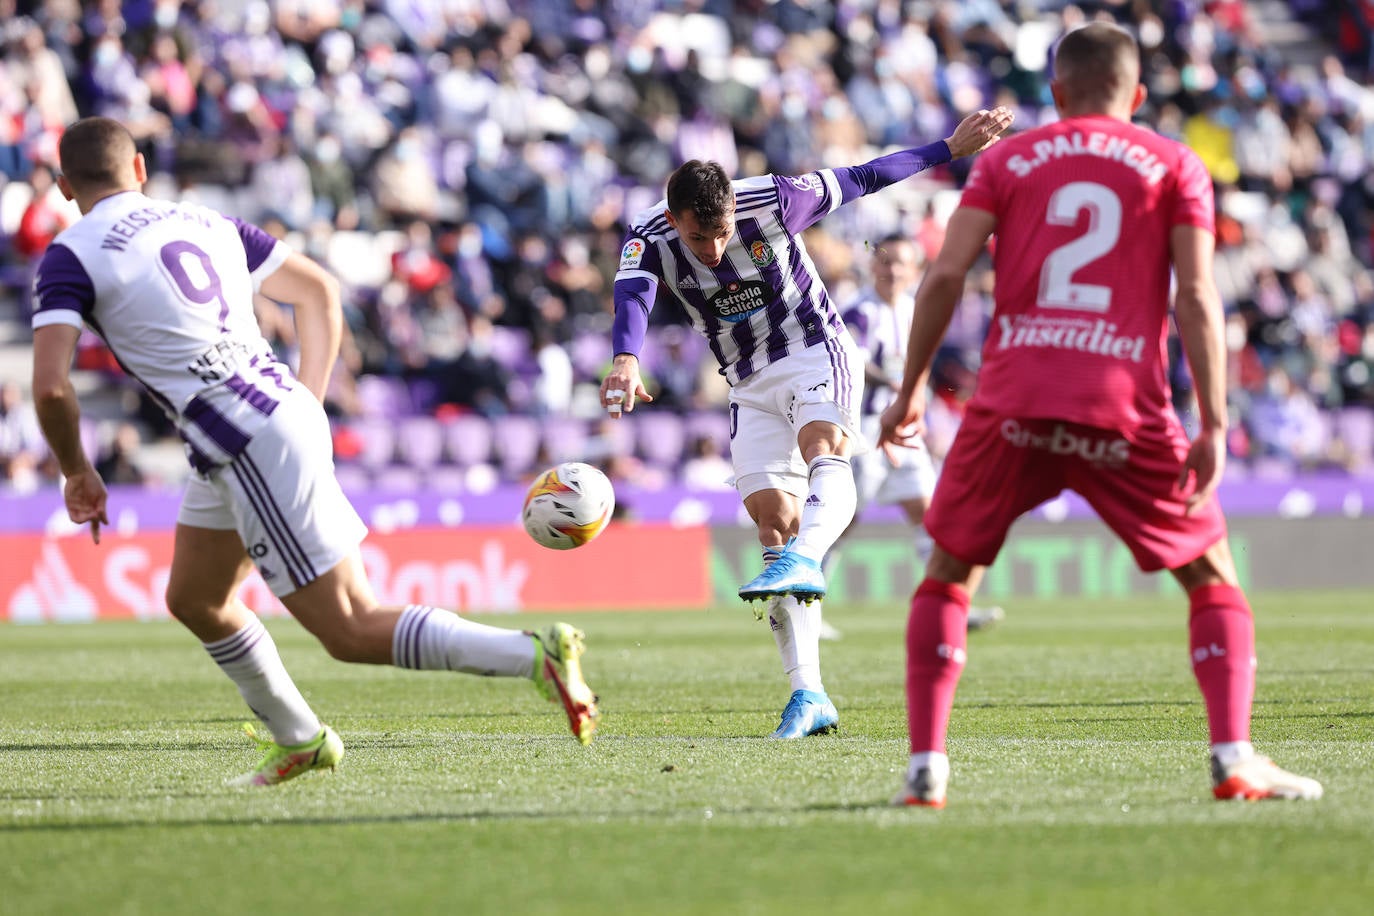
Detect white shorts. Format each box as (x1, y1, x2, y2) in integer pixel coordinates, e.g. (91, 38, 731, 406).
(729, 337, 866, 500)
(177, 387, 368, 597)
(853, 415, 937, 507)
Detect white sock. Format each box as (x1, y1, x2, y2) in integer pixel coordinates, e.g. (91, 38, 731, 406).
(768, 595, 825, 693)
(908, 751, 950, 782)
(915, 528, 934, 567)
(392, 605, 536, 677)
(789, 455, 857, 562)
(1211, 741, 1256, 766)
(204, 616, 321, 746)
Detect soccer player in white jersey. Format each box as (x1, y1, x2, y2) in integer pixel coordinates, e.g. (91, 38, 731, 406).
(30, 118, 599, 786)
(598, 108, 1013, 738)
(838, 236, 1003, 632)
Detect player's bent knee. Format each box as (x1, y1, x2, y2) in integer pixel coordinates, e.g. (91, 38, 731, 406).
(164, 583, 230, 628)
(1171, 539, 1240, 591)
(798, 420, 847, 458)
(923, 547, 977, 589)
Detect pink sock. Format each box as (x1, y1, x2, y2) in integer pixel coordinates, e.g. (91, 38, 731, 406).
(907, 579, 971, 754)
(1188, 584, 1255, 744)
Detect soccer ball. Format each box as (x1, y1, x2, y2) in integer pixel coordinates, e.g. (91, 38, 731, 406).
(521, 462, 615, 550)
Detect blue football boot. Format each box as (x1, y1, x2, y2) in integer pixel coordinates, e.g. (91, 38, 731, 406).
(739, 548, 826, 604)
(769, 689, 839, 739)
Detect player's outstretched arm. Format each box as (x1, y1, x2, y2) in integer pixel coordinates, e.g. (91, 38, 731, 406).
(259, 252, 343, 402)
(604, 273, 658, 418)
(33, 323, 109, 543)
(1171, 223, 1229, 514)
(816, 108, 1013, 217)
(944, 108, 1015, 159)
(878, 206, 996, 461)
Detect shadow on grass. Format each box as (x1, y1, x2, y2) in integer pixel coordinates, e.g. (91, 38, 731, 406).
(0, 798, 895, 834)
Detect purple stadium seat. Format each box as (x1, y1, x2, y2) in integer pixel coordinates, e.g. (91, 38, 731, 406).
(596, 415, 635, 457)
(356, 375, 410, 418)
(492, 414, 543, 477)
(426, 466, 468, 493)
(489, 325, 534, 372)
(684, 410, 732, 457)
(396, 417, 445, 469)
(1251, 456, 1293, 480)
(445, 414, 494, 466)
(372, 465, 424, 491)
(569, 331, 608, 380)
(333, 463, 371, 493)
(635, 411, 688, 468)
(407, 377, 442, 412)
(1338, 407, 1374, 470)
(351, 419, 398, 470)
(78, 418, 101, 460)
(540, 416, 591, 463)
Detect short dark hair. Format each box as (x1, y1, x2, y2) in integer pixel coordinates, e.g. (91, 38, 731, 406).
(58, 117, 137, 193)
(665, 160, 734, 228)
(1053, 23, 1140, 108)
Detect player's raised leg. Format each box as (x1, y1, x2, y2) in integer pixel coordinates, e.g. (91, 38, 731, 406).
(164, 520, 341, 787)
(1171, 541, 1322, 801)
(739, 422, 856, 603)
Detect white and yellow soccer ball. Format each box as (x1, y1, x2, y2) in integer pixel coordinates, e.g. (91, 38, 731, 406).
(521, 461, 616, 550)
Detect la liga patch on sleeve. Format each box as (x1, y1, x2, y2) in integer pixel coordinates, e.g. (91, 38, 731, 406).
(619, 238, 646, 270)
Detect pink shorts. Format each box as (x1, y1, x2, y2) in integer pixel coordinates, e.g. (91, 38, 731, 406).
(925, 407, 1227, 572)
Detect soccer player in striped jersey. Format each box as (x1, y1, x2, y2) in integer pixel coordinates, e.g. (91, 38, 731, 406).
(838, 236, 1003, 633)
(599, 107, 1013, 738)
(31, 118, 599, 786)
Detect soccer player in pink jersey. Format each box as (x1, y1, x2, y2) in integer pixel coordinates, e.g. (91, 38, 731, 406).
(878, 23, 1322, 806)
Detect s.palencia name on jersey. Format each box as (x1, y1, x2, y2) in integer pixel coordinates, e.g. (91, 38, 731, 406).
(995, 315, 1147, 363)
(1004, 131, 1169, 185)
(712, 280, 767, 322)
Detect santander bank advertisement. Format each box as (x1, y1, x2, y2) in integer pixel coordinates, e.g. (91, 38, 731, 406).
(0, 488, 713, 622)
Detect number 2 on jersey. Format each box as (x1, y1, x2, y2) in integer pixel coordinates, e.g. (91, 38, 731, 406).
(160, 240, 231, 331)
(1036, 181, 1121, 313)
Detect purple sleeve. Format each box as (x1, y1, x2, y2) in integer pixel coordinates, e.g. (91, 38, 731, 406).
(228, 216, 280, 272)
(775, 141, 950, 235)
(831, 141, 950, 203)
(32, 244, 95, 323)
(611, 276, 656, 359)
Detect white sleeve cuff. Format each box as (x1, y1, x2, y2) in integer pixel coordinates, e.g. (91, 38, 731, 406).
(818, 169, 843, 214)
(32, 309, 85, 331)
(250, 241, 291, 291)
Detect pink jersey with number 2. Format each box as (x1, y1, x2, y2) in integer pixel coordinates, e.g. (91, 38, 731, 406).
(959, 114, 1214, 430)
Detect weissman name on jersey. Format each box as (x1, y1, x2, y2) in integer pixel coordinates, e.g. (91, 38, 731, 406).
(32, 191, 295, 473)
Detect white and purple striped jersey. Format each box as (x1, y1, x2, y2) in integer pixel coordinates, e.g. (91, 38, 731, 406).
(32, 190, 294, 473)
(842, 286, 914, 418)
(615, 173, 847, 386)
(612, 141, 952, 386)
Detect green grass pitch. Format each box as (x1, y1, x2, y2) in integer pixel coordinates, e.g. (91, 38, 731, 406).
(3, 591, 1372, 915)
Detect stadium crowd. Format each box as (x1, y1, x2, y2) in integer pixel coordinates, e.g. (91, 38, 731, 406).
(3, 0, 1374, 492)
